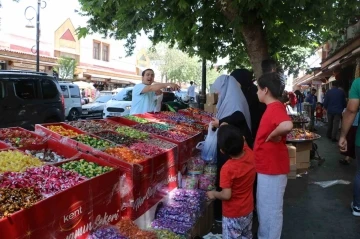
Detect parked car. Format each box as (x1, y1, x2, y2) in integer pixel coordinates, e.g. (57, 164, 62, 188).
(99, 90, 113, 96)
(103, 88, 178, 117)
(103, 87, 133, 118)
(59, 81, 82, 121)
(0, 70, 65, 129)
(81, 94, 112, 119)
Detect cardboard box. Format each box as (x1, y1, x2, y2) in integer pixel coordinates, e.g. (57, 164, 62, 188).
(204, 104, 216, 113)
(292, 141, 312, 152)
(297, 162, 310, 169)
(288, 164, 297, 179)
(190, 201, 214, 238)
(296, 150, 310, 163)
(289, 157, 296, 165)
(206, 93, 218, 104)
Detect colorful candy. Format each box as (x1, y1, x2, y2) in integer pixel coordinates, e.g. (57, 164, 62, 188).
(89, 226, 128, 239)
(104, 147, 147, 163)
(46, 125, 80, 138)
(0, 150, 44, 173)
(133, 124, 189, 141)
(154, 229, 186, 239)
(198, 174, 216, 191)
(73, 135, 114, 149)
(24, 149, 67, 163)
(123, 115, 150, 123)
(187, 156, 205, 174)
(129, 142, 165, 157)
(0, 129, 44, 147)
(0, 165, 85, 197)
(145, 138, 177, 149)
(68, 121, 117, 133)
(96, 131, 138, 146)
(204, 164, 217, 175)
(116, 219, 157, 239)
(0, 188, 42, 218)
(182, 174, 199, 189)
(115, 126, 149, 140)
(61, 159, 113, 178)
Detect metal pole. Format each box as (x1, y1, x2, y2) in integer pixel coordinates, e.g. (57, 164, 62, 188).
(198, 58, 206, 109)
(36, 0, 40, 72)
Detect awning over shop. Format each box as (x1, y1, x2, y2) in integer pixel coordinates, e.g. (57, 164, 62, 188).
(83, 73, 140, 85)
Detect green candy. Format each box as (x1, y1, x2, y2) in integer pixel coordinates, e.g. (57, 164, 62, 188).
(60, 159, 113, 178)
(124, 115, 150, 123)
(115, 126, 149, 140)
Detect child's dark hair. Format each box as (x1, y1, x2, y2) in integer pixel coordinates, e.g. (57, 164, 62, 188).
(217, 125, 244, 157)
(257, 72, 282, 98)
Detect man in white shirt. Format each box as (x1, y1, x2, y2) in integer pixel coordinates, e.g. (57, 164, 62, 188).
(187, 81, 196, 102)
(130, 69, 180, 115)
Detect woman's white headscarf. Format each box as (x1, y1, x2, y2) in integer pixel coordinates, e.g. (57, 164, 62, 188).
(211, 75, 251, 131)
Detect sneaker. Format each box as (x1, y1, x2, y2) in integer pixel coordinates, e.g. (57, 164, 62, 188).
(351, 202, 360, 216)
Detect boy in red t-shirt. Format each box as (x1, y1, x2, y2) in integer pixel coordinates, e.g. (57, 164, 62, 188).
(207, 125, 256, 239)
(254, 72, 293, 239)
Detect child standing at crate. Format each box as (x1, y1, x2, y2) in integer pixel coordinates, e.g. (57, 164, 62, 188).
(254, 72, 293, 239)
(207, 125, 256, 239)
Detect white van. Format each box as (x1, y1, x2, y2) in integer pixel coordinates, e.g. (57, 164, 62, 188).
(103, 87, 133, 118)
(59, 82, 82, 121)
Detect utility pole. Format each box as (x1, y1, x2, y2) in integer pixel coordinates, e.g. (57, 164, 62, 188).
(36, 0, 40, 72)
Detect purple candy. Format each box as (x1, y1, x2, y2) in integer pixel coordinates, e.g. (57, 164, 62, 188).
(89, 226, 128, 239)
(151, 218, 192, 235)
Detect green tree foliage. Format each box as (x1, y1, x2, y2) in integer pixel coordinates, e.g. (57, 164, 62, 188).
(76, 0, 358, 78)
(148, 43, 221, 90)
(55, 57, 77, 80)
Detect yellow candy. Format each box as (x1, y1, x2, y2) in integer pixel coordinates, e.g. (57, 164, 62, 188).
(0, 150, 44, 173)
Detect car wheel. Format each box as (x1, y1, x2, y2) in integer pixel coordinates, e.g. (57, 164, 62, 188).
(68, 109, 80, 121)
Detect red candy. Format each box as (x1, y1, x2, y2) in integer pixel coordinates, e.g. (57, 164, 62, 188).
(0, 165, 85, 197)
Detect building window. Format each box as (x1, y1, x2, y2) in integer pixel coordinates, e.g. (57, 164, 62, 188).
(93, 41, 100, 60)
(102, 44, 109, 62)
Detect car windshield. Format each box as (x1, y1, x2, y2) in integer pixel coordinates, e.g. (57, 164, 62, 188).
(112, 88, 132, 101)
(95, 95, 112, 103)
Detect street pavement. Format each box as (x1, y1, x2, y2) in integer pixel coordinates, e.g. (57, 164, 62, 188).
(211, 124, 360, 239)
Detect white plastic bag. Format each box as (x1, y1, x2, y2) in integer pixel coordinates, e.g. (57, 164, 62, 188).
(201, 123, 218, 162)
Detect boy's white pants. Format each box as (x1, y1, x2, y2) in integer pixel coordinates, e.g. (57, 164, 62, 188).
(257, 173, 288, 239)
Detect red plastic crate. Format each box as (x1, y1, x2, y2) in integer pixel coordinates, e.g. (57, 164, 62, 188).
(0, 155, 123, 239)
(106, 116, 140, 126)
(35, 122, 86, 141)
(0, 141, 11, 150)
(122, 164, 178, 220)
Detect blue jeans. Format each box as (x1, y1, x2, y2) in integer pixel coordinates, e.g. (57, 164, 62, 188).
(354, 147, 360, 207)
(296, 102, 302, 113)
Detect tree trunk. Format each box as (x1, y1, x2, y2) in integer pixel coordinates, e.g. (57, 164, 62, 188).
(240, 18, 270, 79)
(219, 1, 269, 79)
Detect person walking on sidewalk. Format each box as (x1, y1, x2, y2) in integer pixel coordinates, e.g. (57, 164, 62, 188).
(305, 88, 317, 131)
(339, 76, 360, 216)
(324, 81, 346, 141)
(254, 72, 293, 239)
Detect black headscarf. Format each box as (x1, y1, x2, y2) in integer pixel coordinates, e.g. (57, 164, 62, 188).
(230, 69, 253, 100)
(230, 69, 266, 138)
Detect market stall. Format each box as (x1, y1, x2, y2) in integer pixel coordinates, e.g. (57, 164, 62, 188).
(0, 108, 217, 238)
(287, 128, 321, 172)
